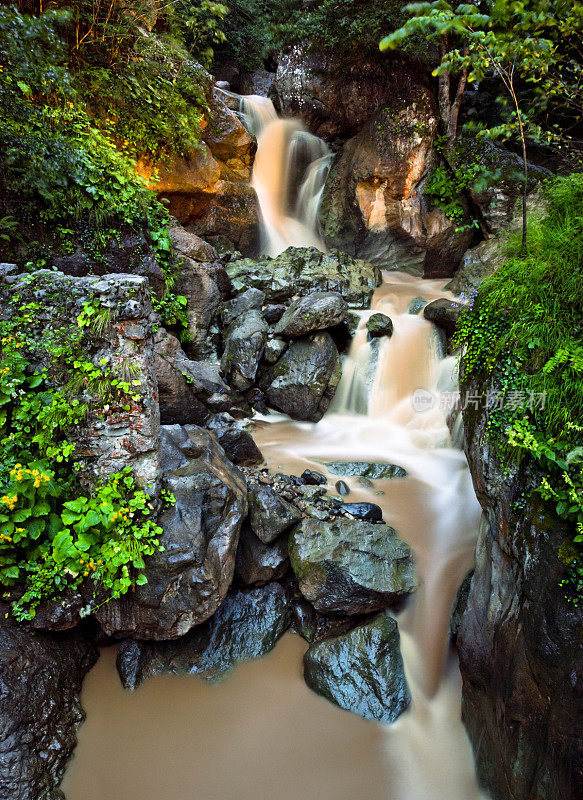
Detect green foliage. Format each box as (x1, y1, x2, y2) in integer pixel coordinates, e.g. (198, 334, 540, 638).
(0, 289, 168, 621)
(425, 160, 488, 225)
(456, 173, 583, 602)
(153, 292, 189, 332)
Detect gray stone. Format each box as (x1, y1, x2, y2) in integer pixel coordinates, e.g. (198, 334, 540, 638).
(155, 329, 235, 425)
(235, 526, 289, 585)
(325, 461, 407, 479)
(220, 309, 268, 390)
(95, 425, 247, 640)
(273, 291, 347, 337)
(116, 584, 291, 689)
(0, 611, 97, 800)
(289, 518, 417, 614)
(263, 337, 288, 364)
(174, 257, 231, 359)
(222, 287, 265, 326)
(303, 612, 410, 722)
(169, 223, 218, 262)
(226, 247, 381, 309)
(248, 484, 302, 544)
(366, 312, 393, 339)
(407, 296, 428, 315)
(423, 299, 463, 337)
(260, 332, 342, 422)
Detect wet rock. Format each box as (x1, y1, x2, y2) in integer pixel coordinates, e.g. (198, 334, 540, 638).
(235, 526, 289, 585)
(260, 332, 342, 422)
(325, 461, 408, 479)
(117, 584, 291, 689)
(95, 425, 247, 640)
(202, 93, 256, 179)
(274, 45, 408, 139)
(366, 312, 393, 339)
(248, 484, 302, 544)
(226, 247, 382, 309)
(423, 299, 463, 337)
(340, 502, 383, 522)
(221, 287, 265, 326)
(221, 309, 268, 391)
(0, 612, 98, 800)
(215, 427, 263, 467)
(335, 480, 350, 496)
(290, 595, 318, 642)
(155, 329, 235, 425)
(319, 83, 474, 276)
(174, 257, 231, 359)
(51, 227, 166, 296)
(262, 304, 286, 324)
(263, 337, 287, 364)
(303, 612, 410, 722)
(169, 222, 218, 262)
(289, 518, 417, 614)
(273, 291, 347, 338)
(450, 571, 473, 641)
(407, 296, 428, 315)
(457, 373, 583, 800)
(301, 469, 327, 486)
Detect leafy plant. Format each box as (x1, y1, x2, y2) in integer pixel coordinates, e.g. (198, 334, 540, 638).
(456, 173, 583, 603)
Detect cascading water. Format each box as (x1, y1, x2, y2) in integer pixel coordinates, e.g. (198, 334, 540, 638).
(237, 93, 331, 256)
(252, 272, 488, 800)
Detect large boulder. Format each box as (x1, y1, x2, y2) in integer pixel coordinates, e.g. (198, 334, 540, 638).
(273, 291, 347, 337)
(146, 94, 259, 255)
(155, 329, 236, 425)
(423, 299, 463, 337)
(226, 247, 382, 309)
(116, 584, 291, 689)
(457, 373, 583, 800)
(319, 87, 473, 275)
(220, 309, 268, 391)
(274, 45, 416, 139)
(235, 525, 290, 586)
(173, 257, 231, 359)
(247, 484, 302, 544)
(303, 612, 410, 722)
(0, 612, 97, 800)
(289, 518, 417, 614)
(259, 332, 342, 422)
(95, 425, 247, 640)
(168, 222, 218, 262)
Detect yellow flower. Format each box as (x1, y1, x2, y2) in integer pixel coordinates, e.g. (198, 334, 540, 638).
(1, 495, 17, 510)
(15, 528, 24, 533)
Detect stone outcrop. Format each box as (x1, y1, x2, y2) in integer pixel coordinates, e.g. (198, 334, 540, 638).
(457, 374, 583, 800)
(226, 247, 382, 309)
(95, 425, 247, 640)
(173, 256, 231, 360)
(319, 86, 474, 276)
(289, 518, 417, 614)
(116, 584, 291, 689)
(273, 45, 416, 139)
(303, 612, 410, 722)
(0, 612, 97, 800)
(273, 291, 347, 337)
(423, 299, 463, 337)
(145, 92, 259, 254)
(259, 332, 342, 422)
(155, 329, 237, 425)
(0, 270, 161, 493)
(235, 526, 289, 586)
(247, 484, 302, 544)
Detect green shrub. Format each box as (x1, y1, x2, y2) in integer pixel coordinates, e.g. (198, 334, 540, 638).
(0, 290, 169, 621)
(456, 173, 583, 602)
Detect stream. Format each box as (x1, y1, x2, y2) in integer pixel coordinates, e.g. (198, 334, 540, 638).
(62, 93, 488, 800)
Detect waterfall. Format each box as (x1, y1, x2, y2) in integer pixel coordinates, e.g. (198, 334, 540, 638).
(230, 91, 332, 257)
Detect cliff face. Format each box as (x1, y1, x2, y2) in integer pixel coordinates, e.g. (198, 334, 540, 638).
(457, 375, 583, 800)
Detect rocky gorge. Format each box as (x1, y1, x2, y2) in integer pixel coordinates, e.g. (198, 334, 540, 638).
(1, 4, 582, 800)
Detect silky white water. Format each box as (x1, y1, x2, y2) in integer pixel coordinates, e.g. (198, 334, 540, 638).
(252, 271, 488, 800)
(239, 94, 331, 256)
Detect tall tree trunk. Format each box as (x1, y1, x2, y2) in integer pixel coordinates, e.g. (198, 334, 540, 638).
(438, 35, 451, 133)
(448, 47, 469, 141)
